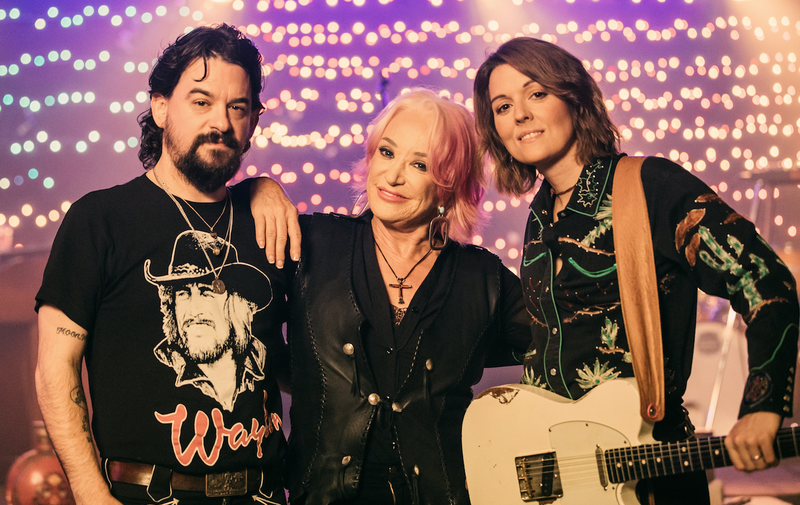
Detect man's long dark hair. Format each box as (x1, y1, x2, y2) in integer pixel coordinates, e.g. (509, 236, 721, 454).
(138, 24, 264, 170)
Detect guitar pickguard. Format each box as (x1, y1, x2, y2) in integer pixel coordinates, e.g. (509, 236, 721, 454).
(547, 421, 636, 505)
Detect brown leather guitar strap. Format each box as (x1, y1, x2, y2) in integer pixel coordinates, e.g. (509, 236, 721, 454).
(611, 156, 665, 422)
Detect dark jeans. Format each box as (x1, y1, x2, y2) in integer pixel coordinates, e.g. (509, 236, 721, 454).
(636, 470, 711, 505)
(291, 464, 411, 505)
(288, 466, 709, 505)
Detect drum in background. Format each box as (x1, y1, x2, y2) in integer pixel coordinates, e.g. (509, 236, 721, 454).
(684, 315, 748, 436)
(695, 291, 729, 325)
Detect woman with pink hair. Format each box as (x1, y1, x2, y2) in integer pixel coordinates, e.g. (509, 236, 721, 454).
(254, 88, 530, 504)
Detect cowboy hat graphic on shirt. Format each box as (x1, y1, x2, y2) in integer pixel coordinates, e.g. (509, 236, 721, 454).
(144, 229, 272, 311)
(144, 230, 274, 411)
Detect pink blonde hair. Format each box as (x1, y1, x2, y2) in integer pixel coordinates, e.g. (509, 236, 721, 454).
(351, 88, 485, 243)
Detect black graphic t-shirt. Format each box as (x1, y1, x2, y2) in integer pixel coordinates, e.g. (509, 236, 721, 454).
(520, 155, 798, 420)
(36, 174, 289, 474)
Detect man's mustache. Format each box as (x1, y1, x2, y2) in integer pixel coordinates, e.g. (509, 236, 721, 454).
(181, 316, 217, 331)
(194, 131, 240, 151)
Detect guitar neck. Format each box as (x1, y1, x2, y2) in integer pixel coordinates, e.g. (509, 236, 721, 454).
(604, 426, 799, 484)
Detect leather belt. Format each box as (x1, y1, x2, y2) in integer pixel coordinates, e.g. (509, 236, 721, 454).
(107, 460, 261, 497)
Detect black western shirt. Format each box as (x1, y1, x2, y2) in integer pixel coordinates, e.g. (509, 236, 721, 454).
(520, 155, 798, 421)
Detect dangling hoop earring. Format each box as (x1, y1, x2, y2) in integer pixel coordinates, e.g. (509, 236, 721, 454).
(429, 206, 449, 250)
(349, 190, 369, 217)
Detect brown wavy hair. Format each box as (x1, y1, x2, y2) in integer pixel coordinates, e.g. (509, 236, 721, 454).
(473, 37, 620, 196)
(137, 24, 264, 170)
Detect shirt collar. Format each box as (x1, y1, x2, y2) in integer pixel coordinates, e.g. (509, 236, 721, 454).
(531, 156, 615, 218)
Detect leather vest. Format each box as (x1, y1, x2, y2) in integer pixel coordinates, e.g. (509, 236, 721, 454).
(287, 213, 512, 505)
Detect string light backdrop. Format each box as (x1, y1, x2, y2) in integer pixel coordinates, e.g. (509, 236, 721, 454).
(1, 0, 799, 270)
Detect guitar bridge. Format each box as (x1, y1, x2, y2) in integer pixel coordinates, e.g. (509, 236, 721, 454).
(515, 452, 563, 502)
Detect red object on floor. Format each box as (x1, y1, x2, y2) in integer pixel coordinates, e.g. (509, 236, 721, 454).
(5, 421, 75, 505)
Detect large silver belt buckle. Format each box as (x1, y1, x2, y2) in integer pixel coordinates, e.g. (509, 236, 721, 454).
(205, 470, 247, 497)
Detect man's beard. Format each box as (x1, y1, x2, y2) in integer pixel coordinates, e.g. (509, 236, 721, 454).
(179, 318, 235, 364)
(163, 121, 243, 194)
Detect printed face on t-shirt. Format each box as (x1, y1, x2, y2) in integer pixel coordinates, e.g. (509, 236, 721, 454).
(174, 282, 232, 363)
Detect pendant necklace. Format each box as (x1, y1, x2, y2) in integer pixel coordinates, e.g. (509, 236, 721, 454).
(177, 195, 228, 250)
(153, 169, 233, 294)
(374, 239, 432, 305)
(550, 184, 576, 199)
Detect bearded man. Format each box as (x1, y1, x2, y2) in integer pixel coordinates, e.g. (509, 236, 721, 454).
(35, 25, 296, 505)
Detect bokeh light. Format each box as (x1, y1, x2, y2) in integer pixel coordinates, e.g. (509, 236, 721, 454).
(0, 0, 798, 266)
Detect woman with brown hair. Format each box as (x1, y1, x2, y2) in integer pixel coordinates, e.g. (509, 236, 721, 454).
(472, 37, 798, 503)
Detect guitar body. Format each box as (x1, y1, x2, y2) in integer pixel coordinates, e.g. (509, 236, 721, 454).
(462, 378, 651, 505)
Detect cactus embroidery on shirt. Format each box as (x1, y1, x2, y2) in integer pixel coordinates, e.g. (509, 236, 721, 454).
(582, 196, 613, 247)
(696, 226, 765, 311)
(595, 317, 632, 362)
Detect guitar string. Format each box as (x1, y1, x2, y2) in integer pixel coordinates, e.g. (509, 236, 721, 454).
(519, 446, 710, 474)
(519, 444, 735, 482)
(517, 439, 724, 477)
(519, 429, 799, 475)
(512, 428, 798, 483)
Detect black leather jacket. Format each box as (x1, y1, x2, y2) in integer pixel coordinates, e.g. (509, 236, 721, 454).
(287, 213, 530, 505)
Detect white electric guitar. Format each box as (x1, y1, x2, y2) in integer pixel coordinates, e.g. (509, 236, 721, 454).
(462, 377, 799, 504)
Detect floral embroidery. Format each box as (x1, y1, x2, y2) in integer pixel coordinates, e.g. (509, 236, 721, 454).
(521, 367, 548, 389)
(576, 358, 621, 390)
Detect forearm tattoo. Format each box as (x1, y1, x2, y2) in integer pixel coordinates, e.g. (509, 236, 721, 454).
(69, 385, 87, 407)
(70, 385, 93, 444)
(56, 327, 86, 341)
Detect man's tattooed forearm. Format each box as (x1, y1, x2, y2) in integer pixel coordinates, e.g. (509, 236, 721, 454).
(56, 327, 86, 341)
(70, 386, 93, 443)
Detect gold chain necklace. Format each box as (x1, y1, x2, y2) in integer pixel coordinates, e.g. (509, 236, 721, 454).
(152, 169, 233, 294)
(374, 239, 432, 305)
